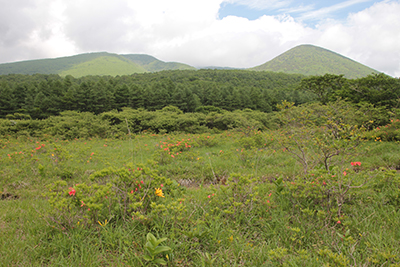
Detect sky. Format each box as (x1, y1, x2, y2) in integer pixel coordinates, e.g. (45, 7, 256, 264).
(0, 0, 399, 77)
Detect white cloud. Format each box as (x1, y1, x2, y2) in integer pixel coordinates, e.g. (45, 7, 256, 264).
(314, 1, 400, 77)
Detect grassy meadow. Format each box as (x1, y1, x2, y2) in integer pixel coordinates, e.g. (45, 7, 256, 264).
(1, 128, 400, 266)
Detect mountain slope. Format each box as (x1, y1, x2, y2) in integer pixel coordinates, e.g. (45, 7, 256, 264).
(0, 52, 109, 75)
(0, 52, 195, 77)
(251, 44, 379, 79)
(59, 54, 147, 77)
(121, 54, 196, 71)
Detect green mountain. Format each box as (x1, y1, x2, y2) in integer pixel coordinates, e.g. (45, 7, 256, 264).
(0, 52, 195, 77)
(59, 54, 147, 77)
(121, 54, 195, 72)
(251, 44, 379, 79)
(0, 45, 380, 78)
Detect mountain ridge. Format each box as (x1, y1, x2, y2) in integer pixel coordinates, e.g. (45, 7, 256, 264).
(0, 52, 195, 77)
(0, 45, 380, 78)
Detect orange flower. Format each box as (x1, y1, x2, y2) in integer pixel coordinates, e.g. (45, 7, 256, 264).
(155, 188, 165, 198)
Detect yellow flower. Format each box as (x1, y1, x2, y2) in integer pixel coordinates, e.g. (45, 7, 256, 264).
(155, 188, 165, 198)
(98, 219, 109, 227)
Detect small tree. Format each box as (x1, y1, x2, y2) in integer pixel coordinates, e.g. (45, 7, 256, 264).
(275, 99, 364, 175)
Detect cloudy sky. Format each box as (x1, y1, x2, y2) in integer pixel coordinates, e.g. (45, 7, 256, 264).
(1, 0, 399, 76)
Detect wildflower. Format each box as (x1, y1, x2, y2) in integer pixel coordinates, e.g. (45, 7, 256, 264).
(337, 220, 341, 224)
(343, 171, 347, 176)
(98, 219, 109, 227)
(155, 188, 165, 198)
(160, 184, 164, 187)
(207, 195, 211, 198)
(68, 187, 76, 196)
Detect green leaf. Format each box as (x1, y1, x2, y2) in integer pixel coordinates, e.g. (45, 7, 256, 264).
(154, 245, 172, 255)
(143, 255, 153, 262)
(154, 237, 168, 246)
(147, 233, 159, 247)
(153, 258, 167, 265)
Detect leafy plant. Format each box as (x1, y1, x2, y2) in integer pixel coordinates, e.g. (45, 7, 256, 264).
(143, 233, 172, 266)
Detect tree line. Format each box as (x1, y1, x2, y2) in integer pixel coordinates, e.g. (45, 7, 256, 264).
(1, 69, 398, 122)
(0, 70, 310, 119)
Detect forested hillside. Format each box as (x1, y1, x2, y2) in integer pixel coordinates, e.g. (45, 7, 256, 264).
(0, 70, 309, 119)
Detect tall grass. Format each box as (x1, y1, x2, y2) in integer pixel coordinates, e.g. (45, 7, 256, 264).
(1, 131, 399, 266)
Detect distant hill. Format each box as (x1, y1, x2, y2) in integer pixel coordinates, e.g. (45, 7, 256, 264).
(250, 44, 380, 79)
(0, 52, 195, 77)
(121, 54, 195, 72)
(0, 45, 380, 78)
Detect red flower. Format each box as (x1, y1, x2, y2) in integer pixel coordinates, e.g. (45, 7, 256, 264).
(68, 187, 76, 196)
(337, 220, 341, 224)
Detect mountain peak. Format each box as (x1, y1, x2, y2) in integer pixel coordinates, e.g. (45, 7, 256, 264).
(251, 44, 379, 79)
